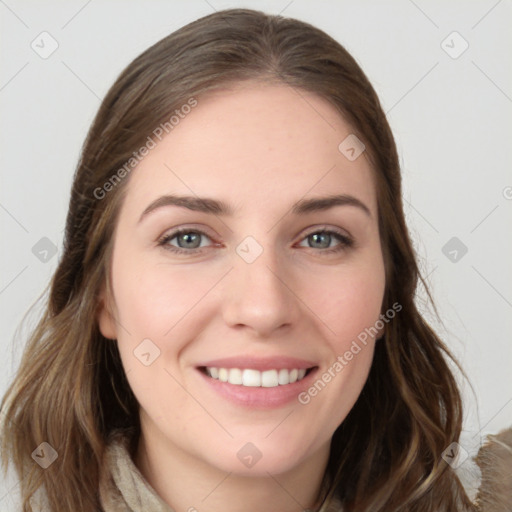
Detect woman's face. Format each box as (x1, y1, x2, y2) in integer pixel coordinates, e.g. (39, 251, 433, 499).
(98, 82, 386, 476)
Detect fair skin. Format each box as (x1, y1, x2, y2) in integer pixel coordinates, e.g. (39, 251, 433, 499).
(98, 81, 386, 512)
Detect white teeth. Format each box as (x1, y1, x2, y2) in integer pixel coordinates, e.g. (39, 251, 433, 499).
(242, 369, 261, 387)
(229, 368, 243, 385)
(278, 368, 289, 385)
(205, 367, 310, 387)
(261, 369, 278, 387)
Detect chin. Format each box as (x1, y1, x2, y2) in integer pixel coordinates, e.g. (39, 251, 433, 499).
(220, 453, 304, 477)
(200, 438, 317, 477)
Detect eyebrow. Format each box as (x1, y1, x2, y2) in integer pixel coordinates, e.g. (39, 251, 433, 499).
(138, 193, 371, 223)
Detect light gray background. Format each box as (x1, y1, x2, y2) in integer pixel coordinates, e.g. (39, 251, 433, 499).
(1, 0, 511, 508)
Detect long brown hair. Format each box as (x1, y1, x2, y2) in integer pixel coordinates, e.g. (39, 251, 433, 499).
(1, 8, 476, 511)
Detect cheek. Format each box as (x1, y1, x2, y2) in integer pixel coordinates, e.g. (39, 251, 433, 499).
(302, 261, 385, 351)
(111, 253, 222, 340)
(110, 255, 205, 419)
(298, 268, 383, 429)
(301, 257, 385, 425)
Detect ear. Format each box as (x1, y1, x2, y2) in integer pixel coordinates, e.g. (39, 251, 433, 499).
(97, 284, 117, 340)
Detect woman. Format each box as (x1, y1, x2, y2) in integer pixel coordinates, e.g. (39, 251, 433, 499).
(0, 8, 509, 512)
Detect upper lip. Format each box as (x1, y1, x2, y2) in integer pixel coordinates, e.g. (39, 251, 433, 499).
(196, 356, 317, 371)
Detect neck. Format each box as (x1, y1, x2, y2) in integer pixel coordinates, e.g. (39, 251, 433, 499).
(134, 421, 331, 512)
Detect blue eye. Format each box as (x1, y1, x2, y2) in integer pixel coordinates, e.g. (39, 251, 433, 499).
(298, 230, 353, 253)
(158, 229, 212, 254)
(157, 228, 353, 255)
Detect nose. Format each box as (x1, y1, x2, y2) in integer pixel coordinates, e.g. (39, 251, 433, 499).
(221, 246, 300, 338)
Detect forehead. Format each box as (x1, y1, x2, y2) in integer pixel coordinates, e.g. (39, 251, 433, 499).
(122, 82, 377, 218)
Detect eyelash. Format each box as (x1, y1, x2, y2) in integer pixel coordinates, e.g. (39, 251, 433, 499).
(157, 227, 354, 256)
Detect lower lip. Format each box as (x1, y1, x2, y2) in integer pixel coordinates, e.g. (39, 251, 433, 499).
(196, 368, 318, 409)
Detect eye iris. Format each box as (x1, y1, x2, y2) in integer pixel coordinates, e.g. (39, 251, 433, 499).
(178, 232, 201, 248)
(309, 232, 331, 249)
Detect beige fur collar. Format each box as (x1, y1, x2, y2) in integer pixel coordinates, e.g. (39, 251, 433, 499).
(474, 427, 512, 512)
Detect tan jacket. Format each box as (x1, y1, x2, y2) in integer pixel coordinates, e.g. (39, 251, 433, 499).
(98, 428, 512, 512)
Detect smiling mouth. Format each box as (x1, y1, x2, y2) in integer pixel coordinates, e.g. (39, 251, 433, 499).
(198, 366, 316, 387)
